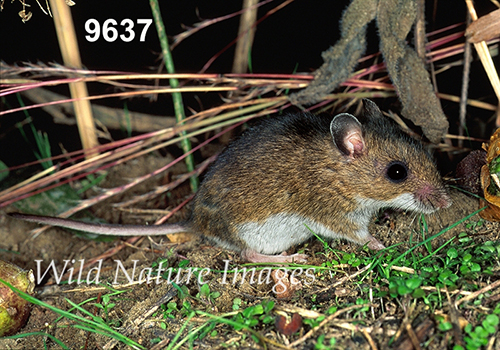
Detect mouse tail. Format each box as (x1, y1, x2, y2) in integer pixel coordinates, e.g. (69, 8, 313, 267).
(9, 212, 189, 236)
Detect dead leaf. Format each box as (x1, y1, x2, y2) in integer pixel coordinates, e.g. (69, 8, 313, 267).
(466, 8, 500, 43)
(480, 128, 500, 221)
(275, 313, 302, 336)
(166, 232, 196, 244)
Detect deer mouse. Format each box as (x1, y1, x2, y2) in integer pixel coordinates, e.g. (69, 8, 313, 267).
(10, 100, 451, 263)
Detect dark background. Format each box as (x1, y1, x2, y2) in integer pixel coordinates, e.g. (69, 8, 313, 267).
(0, 0, 498, 169)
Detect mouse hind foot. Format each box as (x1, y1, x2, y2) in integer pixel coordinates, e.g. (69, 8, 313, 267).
(241, 249, 308, 263)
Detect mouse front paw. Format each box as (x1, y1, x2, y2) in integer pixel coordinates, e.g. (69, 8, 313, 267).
(366, 236, 385, 251)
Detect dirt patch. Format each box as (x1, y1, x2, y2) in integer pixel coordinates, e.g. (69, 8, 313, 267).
(1, 158, 499, 349)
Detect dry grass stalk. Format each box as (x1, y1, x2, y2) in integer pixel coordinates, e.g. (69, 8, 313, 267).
(0, 21, 497, 220)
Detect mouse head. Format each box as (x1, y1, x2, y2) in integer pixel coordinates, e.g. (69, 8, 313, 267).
(329, 99, 451, 214)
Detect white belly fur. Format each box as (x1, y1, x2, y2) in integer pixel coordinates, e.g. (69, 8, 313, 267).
(236, 213, 370, 255)
(234, 193, 422, 255)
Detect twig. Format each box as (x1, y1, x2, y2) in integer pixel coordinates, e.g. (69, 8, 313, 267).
(232, 0, 259, 74)
(447, 289, 465, 348)
(20, 87, 177, 133)
(404, 321, 422, 350)
(394, 302, 419, 350)
(363, 327, 378, 350)
(289, 303, 374, 347)
(199, 0, 295, 74)
(459, 12, 472, 148)
(455, 278, 500, 307)
(305, 263, 373, 296)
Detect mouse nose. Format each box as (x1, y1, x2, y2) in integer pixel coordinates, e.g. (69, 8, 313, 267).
(416, 184, 452, 210)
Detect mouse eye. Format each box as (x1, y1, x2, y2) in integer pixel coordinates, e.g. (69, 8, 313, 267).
(386, 161, 408, 183)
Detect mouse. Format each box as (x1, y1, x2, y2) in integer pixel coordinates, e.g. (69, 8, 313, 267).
(9, 99, 452, 263)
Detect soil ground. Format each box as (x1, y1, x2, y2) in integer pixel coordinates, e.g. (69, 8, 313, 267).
(0, 154, 499, 350)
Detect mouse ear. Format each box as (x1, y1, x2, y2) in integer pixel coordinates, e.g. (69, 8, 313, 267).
(330, 113, 365, 160)
(362, 99, 383, 119)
